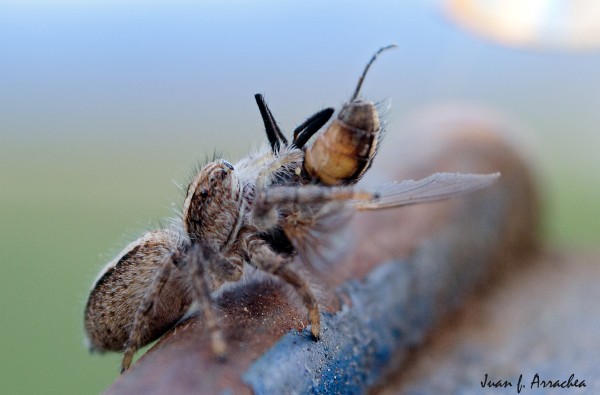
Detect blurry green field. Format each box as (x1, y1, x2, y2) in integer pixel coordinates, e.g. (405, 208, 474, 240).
(0, 136, 249, 394)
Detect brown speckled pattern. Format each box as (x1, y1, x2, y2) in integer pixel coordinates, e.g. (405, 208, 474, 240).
(84, 230, 191, 351)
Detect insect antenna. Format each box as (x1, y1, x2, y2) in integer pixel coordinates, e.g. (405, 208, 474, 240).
(292, 107, 334, 149)
(254, 94, 288, 153)
(351, 44, 397, 101)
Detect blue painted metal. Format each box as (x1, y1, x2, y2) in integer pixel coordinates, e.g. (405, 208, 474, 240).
(243, 191, 506, 394)
(244, 260, 411, 394)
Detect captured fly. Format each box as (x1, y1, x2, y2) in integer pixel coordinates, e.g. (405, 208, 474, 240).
(84, 46, 499, 372)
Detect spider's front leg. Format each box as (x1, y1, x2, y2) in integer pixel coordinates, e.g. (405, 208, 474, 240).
(188, 245, 227, 358)
(121, 252, 177, 372)
(241, 231, 321, 339)
(120, 244, 242, 371)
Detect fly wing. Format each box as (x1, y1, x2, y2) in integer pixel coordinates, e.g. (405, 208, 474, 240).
(354, 172, 500, 210)
(277, 172, 499, 270)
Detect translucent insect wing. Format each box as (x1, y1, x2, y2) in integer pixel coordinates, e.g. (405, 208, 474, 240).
(355, 172, 501, 210)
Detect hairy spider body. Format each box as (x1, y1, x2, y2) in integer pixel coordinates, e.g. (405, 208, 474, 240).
(84, 145, 324, 371)
(84, 46, 500, 373)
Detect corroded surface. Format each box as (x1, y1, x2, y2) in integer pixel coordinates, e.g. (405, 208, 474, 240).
(104, 107, 538, 394)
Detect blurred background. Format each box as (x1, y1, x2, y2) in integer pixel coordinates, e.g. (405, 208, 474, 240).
(1, 0, 599, 393)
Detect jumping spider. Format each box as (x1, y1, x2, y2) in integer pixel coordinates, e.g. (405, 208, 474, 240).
(84, 46, 499, 372)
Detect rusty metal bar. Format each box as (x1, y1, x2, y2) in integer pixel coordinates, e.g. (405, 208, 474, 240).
(104, 107, 538, 395)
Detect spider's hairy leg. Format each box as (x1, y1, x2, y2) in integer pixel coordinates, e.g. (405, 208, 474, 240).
(274, 264, 321, 339)
(188, 244, 227, 358)
(208, 250, 243, 289)
(242, 232, 320, 339)
(121, 252, 177, 372)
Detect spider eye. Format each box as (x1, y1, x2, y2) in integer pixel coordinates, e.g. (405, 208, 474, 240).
(223, 160, 234, 171)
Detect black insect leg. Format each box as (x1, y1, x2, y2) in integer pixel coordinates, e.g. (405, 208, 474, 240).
(255, 94, 288, 153)
(292, 107, 334, 149)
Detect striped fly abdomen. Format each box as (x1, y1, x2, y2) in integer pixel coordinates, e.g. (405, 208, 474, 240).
(304, 99, 380, 185)
(303, 44, 395, 186)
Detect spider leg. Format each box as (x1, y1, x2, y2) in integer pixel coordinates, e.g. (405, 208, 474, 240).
(242, 233, 320, 339)
(208, 249, 243, 289)
(188, 244, 227, 358)
(121, 252, 175, 372)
